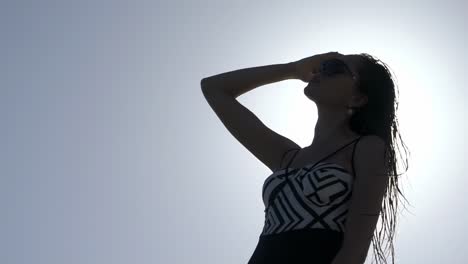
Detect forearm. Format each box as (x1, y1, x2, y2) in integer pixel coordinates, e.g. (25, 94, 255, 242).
(201, 62, 296, 98)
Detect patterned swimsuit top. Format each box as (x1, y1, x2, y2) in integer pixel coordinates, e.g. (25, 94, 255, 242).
(261, 136, 363, 235)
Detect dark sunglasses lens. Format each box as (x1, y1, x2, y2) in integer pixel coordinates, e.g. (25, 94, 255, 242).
(322, 59, 348, 76)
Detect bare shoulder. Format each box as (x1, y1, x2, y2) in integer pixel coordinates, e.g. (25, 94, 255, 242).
(358, 135, 386, 150)
(355, 135, 387, 177)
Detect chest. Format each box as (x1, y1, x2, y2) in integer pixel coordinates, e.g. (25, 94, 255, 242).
(289, 145, 355, 175)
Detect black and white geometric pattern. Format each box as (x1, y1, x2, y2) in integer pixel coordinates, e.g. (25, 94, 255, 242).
(261, 162, 354, 235)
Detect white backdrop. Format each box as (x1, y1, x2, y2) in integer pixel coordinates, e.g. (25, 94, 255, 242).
(2, 0, 467, 263)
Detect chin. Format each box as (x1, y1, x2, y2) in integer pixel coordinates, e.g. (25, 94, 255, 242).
(304, 88, 314, 100)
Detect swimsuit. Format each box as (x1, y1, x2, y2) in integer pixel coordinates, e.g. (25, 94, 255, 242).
(247, 136, 363, 264)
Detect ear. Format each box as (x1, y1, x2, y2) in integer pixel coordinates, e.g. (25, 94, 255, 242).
(358, 95, 368, 107)
(350, 94, 368, 108)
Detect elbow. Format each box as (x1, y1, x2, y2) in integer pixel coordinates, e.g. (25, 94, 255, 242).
(200, 78, 212, 89)
(201, 78, 221, 100)
(201, 78, 214, 96)
(201, 78, 209, 94)
(201, 78, 229, 98)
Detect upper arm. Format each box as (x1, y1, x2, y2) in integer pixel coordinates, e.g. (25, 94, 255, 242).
(336, 135, 388, 262)
(201, 86, 300, 172)
(351, 135, 388, 213)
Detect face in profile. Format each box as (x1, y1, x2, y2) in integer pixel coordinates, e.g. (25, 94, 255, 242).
(304, 56, 359, 107)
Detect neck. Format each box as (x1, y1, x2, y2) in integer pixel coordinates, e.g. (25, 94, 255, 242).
(310, 106, 357, 147)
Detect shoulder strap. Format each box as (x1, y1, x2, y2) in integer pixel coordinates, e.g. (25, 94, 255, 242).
(280, 148, 298, 168)
(311, 136, 362, 168)
(285, 149, 300, 169)
(351, 136, 364, 179)
(280, 148, 300, 170)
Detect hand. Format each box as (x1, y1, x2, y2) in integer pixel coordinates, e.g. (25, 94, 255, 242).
(291, 51, 344, 83)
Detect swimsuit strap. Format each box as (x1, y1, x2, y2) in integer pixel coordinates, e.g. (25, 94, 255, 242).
(279, 135, 363, 175)
(279, 148, 301, 175)
(279, 148, 299, 169)
(285, 149, 301, 170)
(350, 136, 364, 179)
(309, 136, 363, 169)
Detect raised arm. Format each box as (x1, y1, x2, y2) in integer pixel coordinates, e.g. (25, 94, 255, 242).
(201, 62, 296, 98)
(201, 63, 300, 172)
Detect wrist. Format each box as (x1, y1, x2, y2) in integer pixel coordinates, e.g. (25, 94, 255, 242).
(283, 62, 298, 80)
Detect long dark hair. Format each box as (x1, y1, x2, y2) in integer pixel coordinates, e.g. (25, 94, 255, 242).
(348, 53, 412, 264)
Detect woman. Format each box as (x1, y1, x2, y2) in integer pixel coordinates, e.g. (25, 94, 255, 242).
(201, 51, 410, 264)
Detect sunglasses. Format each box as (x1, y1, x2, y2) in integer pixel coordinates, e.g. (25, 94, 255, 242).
(319, 58, 356, 80)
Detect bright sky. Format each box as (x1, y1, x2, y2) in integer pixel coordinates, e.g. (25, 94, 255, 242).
(3, 0, 467, 263)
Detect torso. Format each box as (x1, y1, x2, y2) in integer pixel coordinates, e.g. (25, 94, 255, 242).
(260, 134, 362, 237)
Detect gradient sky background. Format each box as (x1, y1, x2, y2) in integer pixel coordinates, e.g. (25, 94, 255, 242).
(3, 0, 468, 263)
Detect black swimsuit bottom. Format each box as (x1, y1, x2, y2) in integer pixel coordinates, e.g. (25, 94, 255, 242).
(247, 228, 344, 264)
